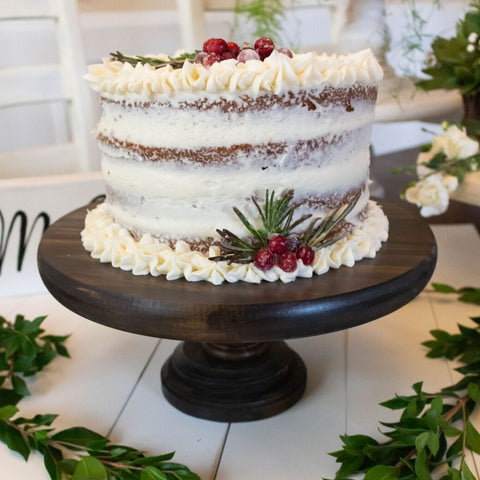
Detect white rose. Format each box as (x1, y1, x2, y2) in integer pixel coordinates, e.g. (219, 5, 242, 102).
(442, 174, 459, 193)
(405, 173, 451, 217)
(430, 125, 479, 159)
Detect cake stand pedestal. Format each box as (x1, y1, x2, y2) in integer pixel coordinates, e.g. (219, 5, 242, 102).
(37, 202, 436, 422)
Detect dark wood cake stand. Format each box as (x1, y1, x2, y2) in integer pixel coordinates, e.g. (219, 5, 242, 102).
(37, 202, 436, 422)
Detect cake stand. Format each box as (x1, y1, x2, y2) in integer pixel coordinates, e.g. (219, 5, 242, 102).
(37, 202, 436, 422)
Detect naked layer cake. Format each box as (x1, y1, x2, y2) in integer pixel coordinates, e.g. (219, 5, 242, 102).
(82, 37, 388, 284)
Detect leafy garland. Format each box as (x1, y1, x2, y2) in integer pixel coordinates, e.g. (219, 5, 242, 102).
(329, 284, 480, 480)
(0, 315, 200, 480)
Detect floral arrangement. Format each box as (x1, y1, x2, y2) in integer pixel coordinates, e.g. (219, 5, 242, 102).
(395, 123, 479, 217)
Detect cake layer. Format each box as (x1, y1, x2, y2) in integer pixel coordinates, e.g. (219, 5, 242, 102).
(96, 87, 374, 150)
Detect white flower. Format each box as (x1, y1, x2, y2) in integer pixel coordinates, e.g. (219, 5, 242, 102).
(442, 174, 459, 193)
(468, 32, 478, 43)
(405, 173, 457, 217)
(429, 124, 479, 160)
(467, 44, 476, 53)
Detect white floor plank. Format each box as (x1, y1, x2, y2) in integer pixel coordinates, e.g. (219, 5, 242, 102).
(430, 224, 480, 287)
(217, 332, 346, 479)
(345, 295, 451, 437)
(109, 339, 230, 480)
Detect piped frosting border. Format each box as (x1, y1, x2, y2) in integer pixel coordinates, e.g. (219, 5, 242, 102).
(81, 201, 389, 285)
(84, 49, 383, 99)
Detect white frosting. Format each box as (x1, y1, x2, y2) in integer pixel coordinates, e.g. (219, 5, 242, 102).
(84, 49, 383, 100)
(81, 201, 388, 285)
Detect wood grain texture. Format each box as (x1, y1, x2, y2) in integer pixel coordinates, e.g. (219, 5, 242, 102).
(37, 201, 437, 343)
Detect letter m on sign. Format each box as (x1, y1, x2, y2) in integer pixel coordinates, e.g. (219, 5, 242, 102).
(0, 210, 50, 274)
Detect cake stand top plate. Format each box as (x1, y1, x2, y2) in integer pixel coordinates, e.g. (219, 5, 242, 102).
(37, 202, 436, 343)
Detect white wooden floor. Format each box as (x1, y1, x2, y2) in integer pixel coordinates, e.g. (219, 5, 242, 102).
(1, 224, 479, 480)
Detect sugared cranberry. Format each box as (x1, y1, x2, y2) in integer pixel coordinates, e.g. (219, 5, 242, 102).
(278, 47, 293, 58)
(203, 53, 221, 68)
(221, 51, 235, 61)
(254, 248, 275, 271)
(278, 251, 297, 272)
(296, 245, 315, 266)
(254, 37, 275, 59)
(194, 51, 208, 64)
(286, 233, 302, 252)
(268, 234, 288, 255)
(237, 48, 261, 63)
(203, 38, 228, 55)
(227, 41, 240, 57)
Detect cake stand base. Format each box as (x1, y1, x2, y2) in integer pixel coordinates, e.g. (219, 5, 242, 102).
(161, 341, 306, 422)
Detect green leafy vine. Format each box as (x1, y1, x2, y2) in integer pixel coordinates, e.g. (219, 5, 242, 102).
(330, 285, 480, 480)
(0, 315, 199, 480)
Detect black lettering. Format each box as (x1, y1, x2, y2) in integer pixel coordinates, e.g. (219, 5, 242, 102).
(0, 210, 50, 273)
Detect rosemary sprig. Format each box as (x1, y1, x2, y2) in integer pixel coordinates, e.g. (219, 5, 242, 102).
(302, 190, 362, 249)
(329, 287, 480, 480)
(0, 314, 200, 480)
(110, 51, 198, 69)
(210, 189, 361, 265)
(209, 228, 260, 264)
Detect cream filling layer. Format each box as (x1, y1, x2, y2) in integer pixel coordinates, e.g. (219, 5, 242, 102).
(102, 149, 369, 199)
(81, 201, 388, 284)
(97, 102, 374, 149)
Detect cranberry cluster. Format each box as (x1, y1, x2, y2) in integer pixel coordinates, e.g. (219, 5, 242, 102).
(194, 37, 293, 68)
(254, 234, 315, 273)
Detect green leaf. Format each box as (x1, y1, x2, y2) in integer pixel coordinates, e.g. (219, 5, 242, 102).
(11, 375, 30, 396)
(426, 431, 440, 456)
(414, 450, 433, 480)
(447, 467, 462, 480)
(458, 289, 480, 305)
(0, 405, 19, 420)
(415, 431, 429, 452)
(0, 389, 23, 407)
(131, 452, 176, 465)
(431, 283, 457, 293)
(72, 456, 106, 480)
(467, 382, 480, 401)
(465, 420, 480, 453)
(4, 335, 23, 359)
(462, 461, 477, 480)
(14, 413, 58, 428)
(44, 446, 62, 480)
(364, 465, 400, 480)
(58, 459, 79, 475)
(141, 466, 169, 480)
(52, 427, 108, 450)
(0, 420, 30, 460)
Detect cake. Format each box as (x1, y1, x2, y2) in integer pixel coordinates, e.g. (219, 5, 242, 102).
(82, 37, 388, 284)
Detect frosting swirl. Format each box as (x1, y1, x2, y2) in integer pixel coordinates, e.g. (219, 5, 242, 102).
(84, 49, 383, 99)
(81, 202, 388, 285)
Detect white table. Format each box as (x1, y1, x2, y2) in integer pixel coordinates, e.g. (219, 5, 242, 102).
(1, 224, 479, 479)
